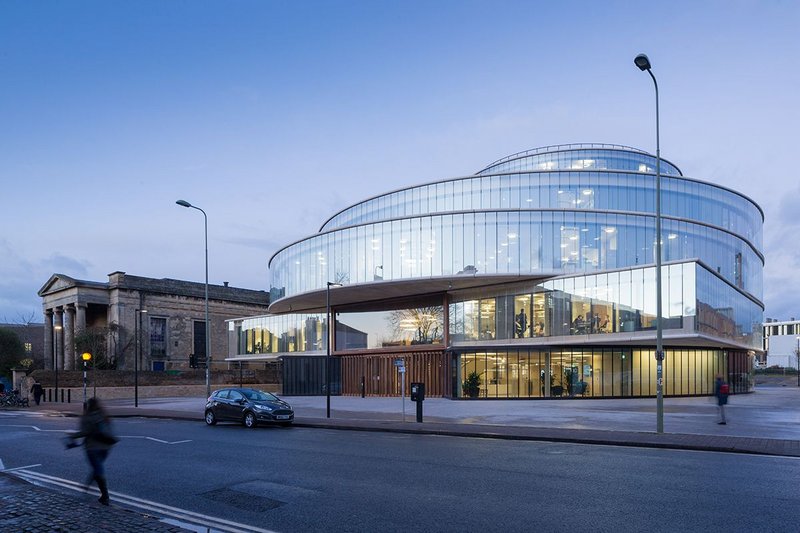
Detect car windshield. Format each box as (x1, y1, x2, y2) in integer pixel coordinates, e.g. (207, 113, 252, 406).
(242, 390, 279, 402)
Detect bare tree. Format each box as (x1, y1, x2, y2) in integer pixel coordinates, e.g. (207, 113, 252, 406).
(75, 323, 132, 370)
(15, 311, 39, 326)
(387, 307, 443, 345)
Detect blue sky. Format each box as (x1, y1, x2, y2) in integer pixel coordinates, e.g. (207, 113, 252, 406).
(1, 0, 798, 322)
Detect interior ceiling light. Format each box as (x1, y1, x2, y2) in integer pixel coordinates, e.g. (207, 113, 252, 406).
(668, 234, 678, 239)
(582, 189, 593, 195)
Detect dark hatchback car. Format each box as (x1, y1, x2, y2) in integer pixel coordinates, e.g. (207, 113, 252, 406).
(204, 388, 294, 428)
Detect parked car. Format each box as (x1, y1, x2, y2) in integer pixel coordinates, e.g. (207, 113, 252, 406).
(204, 388, 294, 428)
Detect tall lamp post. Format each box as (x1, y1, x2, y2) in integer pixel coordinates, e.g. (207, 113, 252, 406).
(326, 281, 342, 418)
(796, 336, 799, 387)
(54, 324, 62, 403)
(134, 308, 147, 407)
(176, 199, 211, 398)
(81, 352, 92, 406)
(635, 53, 665, 434)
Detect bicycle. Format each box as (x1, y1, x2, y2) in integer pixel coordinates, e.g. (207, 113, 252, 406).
(0, 389, 29, 407)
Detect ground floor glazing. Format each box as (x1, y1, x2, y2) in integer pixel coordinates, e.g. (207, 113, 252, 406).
(455, 347, 754, 399)
(267, 346, 753, 398)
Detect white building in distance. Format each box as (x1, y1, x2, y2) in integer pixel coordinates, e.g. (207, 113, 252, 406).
(763, 318, 800, 368)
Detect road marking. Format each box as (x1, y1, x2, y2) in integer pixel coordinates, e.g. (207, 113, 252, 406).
(0, 424, 71, 433)
(0, 425, 191, 444)
(2, 463, 42, 472)
(11, 469, 278, 533)
(118, 435, 193, 445)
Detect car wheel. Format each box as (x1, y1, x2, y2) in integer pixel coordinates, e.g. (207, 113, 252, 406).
(205, 410, 217, 425)
(243, 411, 257, 428)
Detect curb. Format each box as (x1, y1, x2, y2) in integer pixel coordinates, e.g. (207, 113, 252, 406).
(13, 406, 800, 458)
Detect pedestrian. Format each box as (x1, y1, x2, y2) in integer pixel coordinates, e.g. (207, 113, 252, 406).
(30, 381, 44, 405)
(67, 398, 118, 505)
(713, 374, 729, 425)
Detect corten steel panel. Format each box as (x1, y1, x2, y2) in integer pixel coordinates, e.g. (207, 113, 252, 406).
(340, 350, 449, 397)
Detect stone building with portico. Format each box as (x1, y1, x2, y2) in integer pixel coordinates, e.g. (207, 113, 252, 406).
(38, 271, 269, 372)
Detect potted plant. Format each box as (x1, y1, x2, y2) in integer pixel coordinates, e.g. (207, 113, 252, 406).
(463, 371, 482, 398)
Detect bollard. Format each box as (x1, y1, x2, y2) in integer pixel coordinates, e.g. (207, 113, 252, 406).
(60, 389, 64, 403)
(48, 389, 52, 402)
(67, 389, 71, 403)
(360, 376, 366, 398)
(416, 398, 423, 423)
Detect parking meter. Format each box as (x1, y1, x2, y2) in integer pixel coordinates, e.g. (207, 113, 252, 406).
(411, 382, 425, 402)
(410, 382, 425, 422)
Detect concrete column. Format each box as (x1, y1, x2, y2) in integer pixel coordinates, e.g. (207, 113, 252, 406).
(64, 305, 75, 370)
(54, 307, 64, 370)
(44, 309, 53, 370)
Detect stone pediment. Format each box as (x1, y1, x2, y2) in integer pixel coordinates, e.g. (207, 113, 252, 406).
(38, 274, 78, 296)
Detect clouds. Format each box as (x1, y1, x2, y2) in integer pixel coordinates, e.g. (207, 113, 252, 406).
(0, 1, 797, 325)
(0, 240, 91, 320)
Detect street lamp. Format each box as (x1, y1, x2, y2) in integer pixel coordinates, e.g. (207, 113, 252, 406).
(326, 281, 342, 418)
(176, 199, 211, 398)
(81, 352, 92, 406)
(796, 336, 799, 387)
(134, 308, 147, 407)
(634, 52, 665, 434)
(54, 324, 62, 403)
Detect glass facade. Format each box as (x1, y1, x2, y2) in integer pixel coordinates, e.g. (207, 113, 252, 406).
(449, 262, 761, 351)
(232, 313, 326, 356)
(271, 210, 762, 303)
(318, 148, 761, 251)
(477, 144, 682, 176)
(335, 305, 444, 350)
(243, 144, 764, 399)
(456, 347, 753, 399)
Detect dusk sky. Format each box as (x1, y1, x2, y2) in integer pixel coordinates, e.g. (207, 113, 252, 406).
(1, 1, 798, 323)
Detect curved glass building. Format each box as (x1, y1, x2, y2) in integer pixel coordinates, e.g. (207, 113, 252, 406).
(230, 144, 763, 399)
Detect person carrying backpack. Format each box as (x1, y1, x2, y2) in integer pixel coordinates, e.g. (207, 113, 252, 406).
(714, 374, 729, 425)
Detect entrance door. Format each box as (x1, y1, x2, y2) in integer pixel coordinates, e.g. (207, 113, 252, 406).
(193, 320, 207, 364)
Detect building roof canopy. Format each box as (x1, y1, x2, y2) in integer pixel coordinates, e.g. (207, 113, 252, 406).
(268, 274, 553, 314)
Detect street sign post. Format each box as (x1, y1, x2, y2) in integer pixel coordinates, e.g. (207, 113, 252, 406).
(396, 360, 406, 422)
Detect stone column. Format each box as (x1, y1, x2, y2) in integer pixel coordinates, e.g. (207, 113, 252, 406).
(44, 309, 53, 370)
(54, 307, 64, 370)
(64, 305, 75, 371)
(75, 303, 87, 335)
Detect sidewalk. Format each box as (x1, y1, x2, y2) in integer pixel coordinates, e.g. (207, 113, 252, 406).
(29, 385, 800, 458)
(0, 473, 188, 532)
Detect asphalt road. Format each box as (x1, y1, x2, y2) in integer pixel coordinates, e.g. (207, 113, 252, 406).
(2, 411, 799, 532)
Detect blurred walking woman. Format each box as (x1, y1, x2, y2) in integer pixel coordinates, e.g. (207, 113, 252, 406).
(69, 398, 118, 505)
